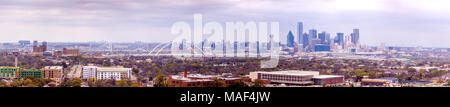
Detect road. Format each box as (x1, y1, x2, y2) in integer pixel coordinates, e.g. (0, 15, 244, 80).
(67, 65, 83, 79)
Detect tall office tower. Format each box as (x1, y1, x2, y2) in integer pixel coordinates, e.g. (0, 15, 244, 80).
(302, 33, 309, 49)
(311, 38, 321, 52)
(201, 39, 206, 52)
(191, 40, 195, 57)
(330, 38, 335, 51)
(297, 22, 303, 45)
(318, 32, 327, 44)
(286, 31, 295, 47)
(309, 29, 318, 38)
(244, 42, 249, 57)
(308, 29, 316, 51)
(222, 40, 226, 57)
(335, 33, 344, 46)
(234, 41, 238, 57)
(256, 41, 260, 57)
(211, 42, 216, 50)
(352, 29, 359, 44)
(350, 33, 354, 44)
(345, 35, 352, 50)
(267, 35, 273, 50)
(180, 39, 186, 50)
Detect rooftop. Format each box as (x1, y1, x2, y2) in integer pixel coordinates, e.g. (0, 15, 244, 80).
(97, 67, 131, 72)
(0, 67, 19, 69)
(362, 79, 390, 83)
(44, 66, 63, 70)
(253, 70, 320, 76)
(313, 75, 344, 79)
(170, 74, 243, 82)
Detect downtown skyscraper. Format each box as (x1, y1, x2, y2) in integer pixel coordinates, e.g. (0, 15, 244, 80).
(297, 22, 303, 45)
(297, 22, 304, 52)
(307, 29, 317, 52)
(335, 33, 344, 49)
(351, 29, 360, 44)
(286, 31, 295, 47)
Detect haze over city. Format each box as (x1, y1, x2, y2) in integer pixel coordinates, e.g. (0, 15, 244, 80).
(0, 0, 449, 48)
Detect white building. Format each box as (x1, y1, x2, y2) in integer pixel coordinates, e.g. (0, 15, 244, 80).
(82, 66, 97, 80)
(249, 70, 344, 85)
(249, 70, 320, 85)
(82, 66, 132, 80)
(96, 67, 132, 80)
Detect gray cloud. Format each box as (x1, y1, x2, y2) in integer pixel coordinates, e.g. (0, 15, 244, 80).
(0, 0, 448, 47)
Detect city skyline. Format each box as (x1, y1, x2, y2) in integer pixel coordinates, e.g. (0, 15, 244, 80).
(0, 0, 449, 48)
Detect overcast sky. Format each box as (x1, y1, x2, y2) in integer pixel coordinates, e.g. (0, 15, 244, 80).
(0, 0, 449, 48)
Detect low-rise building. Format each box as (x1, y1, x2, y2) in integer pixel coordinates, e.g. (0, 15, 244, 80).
(361, 79, 390, 86)
(62, 48, 80, 56)
(20, 69, 42, 79)
(249, 70, 344, 85)
(249, 71, 318, 85)
(0, 67, 20, 79)
(82, 66, 97, 80)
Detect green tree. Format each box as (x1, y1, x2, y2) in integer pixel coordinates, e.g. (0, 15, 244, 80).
(229, 80, 248, 87)
(0, 81, 7, 87)
(116, 80, 129, 87)
(130, 84, 140, 87)
(368, 71, 377, 79)
(153, 66, 162, 74)
(154, 74, 169, 87)
(408, 68, 417, 73)
(354, 69, 367, 81)
(252, 79, 266, 87)
(23, 79, 33, 86)
(72, 78, 82, 87)
(132, 68, 140, 74)
(12, 80, 23, 87)
(95, 80, 107, 87)
(25, 84, 38, 87)
(211, 79, 226, 87)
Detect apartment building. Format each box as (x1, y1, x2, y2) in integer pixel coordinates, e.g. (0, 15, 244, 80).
(82, 66, 131, 80)
(43, 66, 64, 82)
(82, 66, 97, 80)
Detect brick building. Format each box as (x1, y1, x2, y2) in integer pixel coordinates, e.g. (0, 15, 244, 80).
(43, 66, 64, 82)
